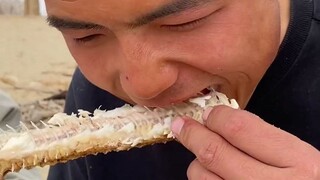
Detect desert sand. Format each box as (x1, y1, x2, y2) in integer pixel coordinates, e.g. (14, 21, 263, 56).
(0, 15, 76, 104)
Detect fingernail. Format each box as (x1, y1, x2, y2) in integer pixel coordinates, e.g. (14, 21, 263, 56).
(171, 117, 185, 136)
(202, 107, 213, 122)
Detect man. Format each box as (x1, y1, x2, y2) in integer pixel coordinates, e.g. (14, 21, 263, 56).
(46, 0, 320, 179)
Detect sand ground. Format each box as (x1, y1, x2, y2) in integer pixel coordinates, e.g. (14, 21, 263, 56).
(0, 15, 76, 103)
(0, 15, 76, 179)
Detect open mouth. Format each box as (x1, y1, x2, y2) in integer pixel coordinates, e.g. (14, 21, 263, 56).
(197, 87, 212, 96)
(193, 86, 215, 99)
(148, 86, 218, 107)
(181, 87, 214, 103)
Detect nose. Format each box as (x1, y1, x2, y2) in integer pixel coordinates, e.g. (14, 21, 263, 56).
(118, 35, 178, 100)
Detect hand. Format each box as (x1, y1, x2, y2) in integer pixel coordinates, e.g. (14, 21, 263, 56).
(171, 105, 320, 179)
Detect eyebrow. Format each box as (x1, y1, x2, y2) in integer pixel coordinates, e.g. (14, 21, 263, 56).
(47, 16, 106, 30)
(130, 0, 212, 28)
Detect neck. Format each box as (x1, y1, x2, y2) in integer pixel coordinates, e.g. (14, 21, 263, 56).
(278, 0, 291, 43)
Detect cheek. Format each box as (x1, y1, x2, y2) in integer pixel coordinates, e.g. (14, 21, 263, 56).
(64, 38, 119, 91)
(69, 45, 99, 76)
(184, 5, 280, 74)
(161, 26, 253, 75)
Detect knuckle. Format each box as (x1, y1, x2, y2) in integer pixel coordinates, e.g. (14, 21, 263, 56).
(210, 105, 232, 120)
(223, 110, 248, 136)
(196, 138, 226, 169)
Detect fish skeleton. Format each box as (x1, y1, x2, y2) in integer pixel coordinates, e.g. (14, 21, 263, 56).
(0, 90, 238, 177)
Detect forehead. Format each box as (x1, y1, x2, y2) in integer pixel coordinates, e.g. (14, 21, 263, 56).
(45, 0, 171, 23)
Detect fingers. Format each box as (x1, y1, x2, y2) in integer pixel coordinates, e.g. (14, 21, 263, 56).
(171, 116, 285, 179)
(204, 105, 303, 167)
(187, 160, 222, 180)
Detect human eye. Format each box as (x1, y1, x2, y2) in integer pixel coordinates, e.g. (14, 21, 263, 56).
(161, 12, 212, 32)
(163, 17, 207, 31)
(73, 34, 102, 44)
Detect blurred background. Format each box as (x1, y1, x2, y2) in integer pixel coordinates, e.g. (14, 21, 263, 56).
(0, 0, 76, 104)
(0, 0, 76, 179)
(0, 0, 47, 16)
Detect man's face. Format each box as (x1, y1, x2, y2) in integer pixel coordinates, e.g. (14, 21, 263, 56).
(45, 0, 281, 108)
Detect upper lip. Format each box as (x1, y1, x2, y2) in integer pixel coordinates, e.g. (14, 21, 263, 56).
(136, 86, 213, 108)
(173, 87, 212, 103)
